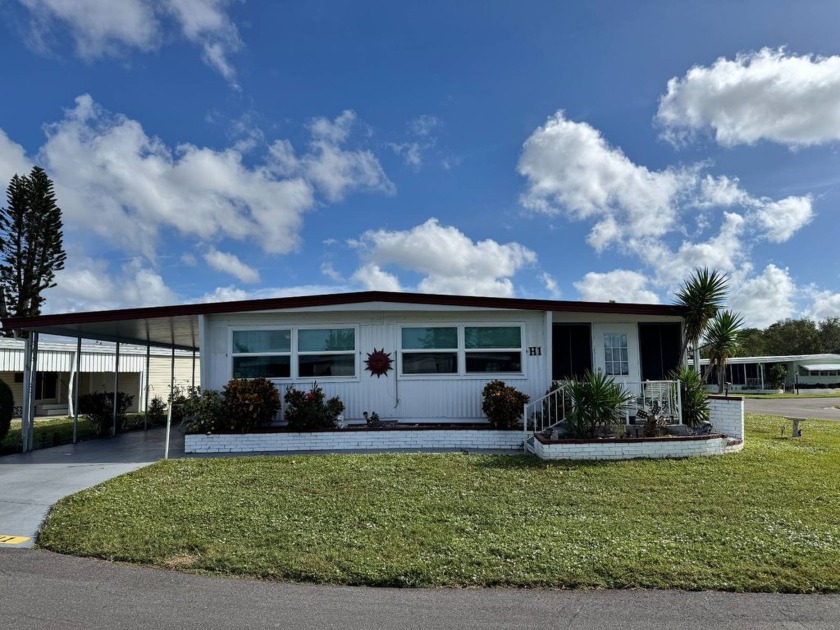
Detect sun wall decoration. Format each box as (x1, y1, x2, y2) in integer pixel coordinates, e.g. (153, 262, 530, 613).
(364, 347, 393, 377)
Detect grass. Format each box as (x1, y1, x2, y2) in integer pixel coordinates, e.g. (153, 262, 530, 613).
(1, 413, 161, 455)
(37, 414, 840, 592)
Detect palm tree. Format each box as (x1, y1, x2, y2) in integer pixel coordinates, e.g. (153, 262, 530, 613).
(704, 310, 744, 393)
(675, 268, 729, 371)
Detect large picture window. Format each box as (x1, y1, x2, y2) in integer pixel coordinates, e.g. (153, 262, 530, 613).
(232, 329, 291, 378)
(400, 324, 523, 376)
(298, 328, 356, 377)
(401, 327, 458, 374)
(604, 332, 629, 376)
(465, 326, 522, 373)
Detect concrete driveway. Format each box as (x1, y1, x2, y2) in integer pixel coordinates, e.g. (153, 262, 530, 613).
(0, 426, 182, 548)
(744, 396, 840, 421)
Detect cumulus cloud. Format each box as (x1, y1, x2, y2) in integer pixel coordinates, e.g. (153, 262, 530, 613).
(44, 256, 177, 312)
(657, 48, 840, 147)
(389, 114, 442, 170)
(196, 283, 346, 304)
(203, 248, 259, 284)
(573, 270, 661, 304)
(805, 289, 840, 321)
(18, 0, 242, 84)
(351, 264, 402, 292)
(750, 195, 814, 243)
(350, 218, 536, 297)
(28, 95, 390, 266)
(728, 264, 797, 328)
(0, 129, 31, 184)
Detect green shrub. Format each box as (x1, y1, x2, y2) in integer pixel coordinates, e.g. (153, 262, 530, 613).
(167, 385, 190, 425)
(670, 366, 710, 428)
(564, 371, 632, 439)
(481, 380, 529, 429)
(767, 364, 788, 390)
(283, 382, 344, 431)
(0, 379, 13, 443)
(146, 396, 167, 427)
(78, 391, 135, 437)
(223, 378, 281, 433)
(184, 388, 225, 434)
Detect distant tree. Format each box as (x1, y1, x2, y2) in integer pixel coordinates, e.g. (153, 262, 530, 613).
(0, 167, 66, 328)
(734, 327, 766, 357)
(675, 268, 729, 369)
(704, 310, 744, 393)
(763, 319, 820, 356)
(767, 364, 788, 390)
(818, 317, 840, 354)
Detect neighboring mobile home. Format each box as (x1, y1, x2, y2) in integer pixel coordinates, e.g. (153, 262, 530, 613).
(0, 338, 198, 416)
(698, 354, 840, 391)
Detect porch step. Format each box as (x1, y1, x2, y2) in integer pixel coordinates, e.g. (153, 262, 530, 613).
(37, 404, 69, 417)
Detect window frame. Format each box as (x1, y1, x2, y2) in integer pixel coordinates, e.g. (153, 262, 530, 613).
(603, 332, 630, 376)
(398, 322, 525, 379)
(399, 325, 459, 376)
(229, 325, 359, 381)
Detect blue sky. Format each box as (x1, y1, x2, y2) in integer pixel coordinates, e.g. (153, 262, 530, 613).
(1, 0, 840, 327)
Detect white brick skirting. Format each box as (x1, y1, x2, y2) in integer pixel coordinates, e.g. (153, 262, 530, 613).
(532, 435, 743, 460)
(708, 395, 745, 440)
(185, 429, 524, 454)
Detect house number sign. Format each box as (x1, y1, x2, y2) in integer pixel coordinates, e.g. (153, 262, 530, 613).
(528, 346, 542, 356)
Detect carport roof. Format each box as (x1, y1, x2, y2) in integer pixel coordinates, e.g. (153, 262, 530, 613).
(1, 290, 686, 350)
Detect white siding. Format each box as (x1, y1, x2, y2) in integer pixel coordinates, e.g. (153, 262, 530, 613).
(204, 309, 550, 422)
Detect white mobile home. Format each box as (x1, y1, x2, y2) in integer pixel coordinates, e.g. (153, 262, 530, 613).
(699, 354, 840, 392)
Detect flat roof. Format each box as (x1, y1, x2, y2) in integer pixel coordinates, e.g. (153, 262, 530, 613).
(1, 290, 686, 350)
(698, 353, 840, 366)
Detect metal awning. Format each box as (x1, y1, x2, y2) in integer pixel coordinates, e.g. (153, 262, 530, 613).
(802, 364, 840, 371)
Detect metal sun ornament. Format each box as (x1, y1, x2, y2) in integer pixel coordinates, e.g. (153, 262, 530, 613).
(364, 348, 393, 378)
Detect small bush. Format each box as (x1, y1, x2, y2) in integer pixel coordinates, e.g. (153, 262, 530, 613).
(564, 371, 631, 439)
(670, 366, 710, 428)
(184, 388, 225, 434)
(168, 385, 190, 425)
(284, 382, 344, 431)
(146, 396, 167, 427)
(0, 379, 13, 443)
(223, 378, 281, 433)
(78, 391, 135, 437)
(767, 364, 788, 390)
(481, 380, 529, 429)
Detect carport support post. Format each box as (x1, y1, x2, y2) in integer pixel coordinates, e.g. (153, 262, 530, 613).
(191, 349, 196, 389)
(21, 336, 31, 453)
(73, 336, 81, 444)
(164, 346, 175, 460)
(143, 344, 150, 431)
(112, 342, 120, 437)
(27, 333, 39, 452)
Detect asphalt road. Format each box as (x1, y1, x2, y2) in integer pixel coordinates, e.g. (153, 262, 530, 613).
(1, 549, 839, 630)
(744, 396, 840, 421)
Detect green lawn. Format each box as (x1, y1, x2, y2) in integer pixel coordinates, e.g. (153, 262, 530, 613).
(37, 414, 840, 592)
(741, 392, 840, 399)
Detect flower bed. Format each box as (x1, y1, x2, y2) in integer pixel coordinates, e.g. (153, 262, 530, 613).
(530, 432, 743, 460)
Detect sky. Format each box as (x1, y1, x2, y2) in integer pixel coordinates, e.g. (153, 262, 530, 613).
(1, 0, 840, 328)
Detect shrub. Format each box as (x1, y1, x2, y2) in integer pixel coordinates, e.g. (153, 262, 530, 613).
(146, 396, 167, 427)
(167, 385, 190, 425)
(223, 377, 281, 433)
(564, 371, 631, 439)
(481, 380, 529, 429)
(183, 388, 225, 434)
(284, 382, 344, 431)
(78, 391, 134, 437)
(670, 366, 709, 428)
(767, 364, 788, 390)
(0, 379, 13, 443)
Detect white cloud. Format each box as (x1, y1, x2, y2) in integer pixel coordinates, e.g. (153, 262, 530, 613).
(44, 256, 177, 312)
(18, 0, 242, 84)
(203, 248, 259, 283)
(573, 270, 661, 304)
(351, 218, 536, 297)
(0, 129, 32, 185)
(805, 288, 840, 321)
(196, 283, 346, 304)
(729, 264, 797, 328)
(657, 48, 840, 147)
(351, 264, 402, 292)
(540, 272, 562, 299)
(389, 142, 423, 169)
(409, 115, 441, 137)
(273, 110, 394, 203)
(749, 195, 814, 243)
(320, 262, 343, 283)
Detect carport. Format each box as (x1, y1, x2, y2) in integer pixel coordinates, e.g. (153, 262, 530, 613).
(2, 305, 201, 457)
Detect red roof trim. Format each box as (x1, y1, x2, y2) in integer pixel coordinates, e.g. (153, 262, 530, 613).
(2, 290, 685, 330)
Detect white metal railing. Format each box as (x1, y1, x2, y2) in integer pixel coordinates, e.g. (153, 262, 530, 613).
(523, 380, 682, 448)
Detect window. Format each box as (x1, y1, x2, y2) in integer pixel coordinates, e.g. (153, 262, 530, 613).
(604, 333, 629, 376)
(401, 327, 457, 374)
(465, 326, 522, 373)
(298, 328, 356, 377)
(232, 329, 291, 378)
(400, 324, 523, 376)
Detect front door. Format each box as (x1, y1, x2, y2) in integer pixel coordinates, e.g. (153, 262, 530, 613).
(591, 323, 641, 385)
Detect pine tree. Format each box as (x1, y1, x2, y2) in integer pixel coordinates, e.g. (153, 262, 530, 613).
(0, 167, 67, 327)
